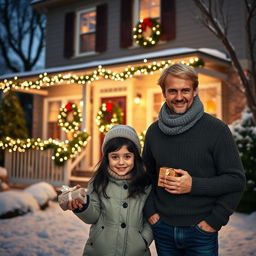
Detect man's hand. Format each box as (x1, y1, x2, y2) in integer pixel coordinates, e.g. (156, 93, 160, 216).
(197, 220, 217, 232)
(160, 169, 192, 194)
(148, 213, 160, 225)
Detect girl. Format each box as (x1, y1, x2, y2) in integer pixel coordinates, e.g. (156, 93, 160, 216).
(58, 125, 153, 256)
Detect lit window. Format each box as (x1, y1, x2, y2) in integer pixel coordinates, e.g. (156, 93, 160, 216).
(139, 0, 160, 20)
(78, 9, 96, 53)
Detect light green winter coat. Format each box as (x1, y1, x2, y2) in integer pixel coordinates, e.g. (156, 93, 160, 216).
(74, 177, 153, 256)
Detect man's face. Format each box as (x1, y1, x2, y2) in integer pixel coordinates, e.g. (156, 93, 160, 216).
(163, 75, 197, 114)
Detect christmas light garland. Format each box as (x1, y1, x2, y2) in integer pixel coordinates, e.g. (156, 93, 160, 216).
(58, 103, 82, 132)
(96, 102, 123, 133)
(0, 58, 204, 92)
(0, 132, 90, 166)
(133, 17, 161, 47)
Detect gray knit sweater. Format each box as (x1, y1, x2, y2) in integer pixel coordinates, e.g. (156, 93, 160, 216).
(143, 113, 246, 231)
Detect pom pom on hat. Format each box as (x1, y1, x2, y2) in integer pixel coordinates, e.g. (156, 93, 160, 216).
(102, 125, 141, 153)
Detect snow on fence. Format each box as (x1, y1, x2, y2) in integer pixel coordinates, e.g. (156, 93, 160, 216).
(4, 148, 86, 187)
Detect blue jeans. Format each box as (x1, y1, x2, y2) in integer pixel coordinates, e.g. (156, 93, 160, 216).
(151, 219, 218, 256)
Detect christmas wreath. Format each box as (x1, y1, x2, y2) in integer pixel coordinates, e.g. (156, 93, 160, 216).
(58, 103, 82, 132)
(96, 102, 123, 134)
(133, 17, 161, 47)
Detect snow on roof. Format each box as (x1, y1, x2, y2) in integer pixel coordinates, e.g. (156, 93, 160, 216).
(0, 47, 230, 80)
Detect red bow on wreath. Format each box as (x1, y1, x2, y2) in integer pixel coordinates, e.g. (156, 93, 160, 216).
(141, 17, 153, 31)
(106, 102, 114, 113)
(65, 103, 73, 113)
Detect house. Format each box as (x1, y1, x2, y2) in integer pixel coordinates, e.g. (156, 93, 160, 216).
(0, 0, 247, 187)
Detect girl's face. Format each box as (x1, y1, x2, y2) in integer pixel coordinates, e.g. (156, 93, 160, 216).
(108, 145, 134, 176)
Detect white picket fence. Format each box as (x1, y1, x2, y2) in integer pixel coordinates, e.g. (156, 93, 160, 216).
(4, 148, 86, 187)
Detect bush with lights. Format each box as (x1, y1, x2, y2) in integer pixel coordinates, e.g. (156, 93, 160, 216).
(229, 109, 256, 213)
(0, 101, 90, 166)
(96, 102, 123, 134)
(0, 132, 90, 166)
(133, 17, 161, 48)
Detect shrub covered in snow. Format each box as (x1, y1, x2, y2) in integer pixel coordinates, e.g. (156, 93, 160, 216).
(0, 191, 39, 218)
(229, 109, 256, 213)
(0, 182, 57, 218)
(24, 182, 57, 209)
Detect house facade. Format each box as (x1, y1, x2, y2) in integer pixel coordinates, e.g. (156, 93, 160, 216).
(0, 0, 248, 185)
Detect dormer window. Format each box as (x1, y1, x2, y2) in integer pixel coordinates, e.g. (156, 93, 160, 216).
(76, 8, 96, 55)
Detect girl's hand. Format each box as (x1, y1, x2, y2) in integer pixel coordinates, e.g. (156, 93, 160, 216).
(68, 199, 84, 210)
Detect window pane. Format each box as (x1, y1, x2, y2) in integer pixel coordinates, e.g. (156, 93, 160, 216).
(47, 101, 61, 139)
(48, 101, 61, 121)
(80, 11, 96, 33)
(140, 0, 160, 19)
(48, 122, 61, 139)
(199, 88, 217, 116)
(80, 33, 95, 52)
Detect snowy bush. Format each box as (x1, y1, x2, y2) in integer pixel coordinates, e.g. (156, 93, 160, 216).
(0, 182, 57, 218)
(0, 191, 39, 218)
(229, 109, 256, 213)
(24, 182, 57, 209)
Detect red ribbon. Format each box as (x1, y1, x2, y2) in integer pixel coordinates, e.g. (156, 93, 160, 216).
(141, 17, 153, 31)
(106, 102, 114, 113)
(65, 103, 73, 113)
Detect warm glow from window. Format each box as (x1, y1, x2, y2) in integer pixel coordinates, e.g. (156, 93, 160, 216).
(79, 10, 96, 53)
(48, 101, 61, 121)
(140, 0, 160, 20)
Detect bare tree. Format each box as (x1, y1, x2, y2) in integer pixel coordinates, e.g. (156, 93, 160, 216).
(192, 0, 256, 123)
(0, 0, 46, 72)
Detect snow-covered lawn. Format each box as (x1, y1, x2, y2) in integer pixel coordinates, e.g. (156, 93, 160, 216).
(0, 185, 256, 256)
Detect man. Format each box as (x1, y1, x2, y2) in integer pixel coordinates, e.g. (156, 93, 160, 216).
(143, 63, 246, 256)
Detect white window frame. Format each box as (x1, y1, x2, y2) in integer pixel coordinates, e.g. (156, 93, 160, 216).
(75, 8, 96, 57)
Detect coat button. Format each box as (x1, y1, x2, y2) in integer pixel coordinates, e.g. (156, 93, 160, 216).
(101, 226, 104, 229)
(123, 184, 128, 190)
(122, 202, 128, 208)
(121, 223, 126, 228)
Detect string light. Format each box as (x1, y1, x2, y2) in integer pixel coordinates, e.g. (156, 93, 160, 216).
(0, 58, 204, 92)
(0, 132, 90, 166)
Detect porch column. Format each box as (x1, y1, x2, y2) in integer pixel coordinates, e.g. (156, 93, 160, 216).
(81, 84, 86, 131)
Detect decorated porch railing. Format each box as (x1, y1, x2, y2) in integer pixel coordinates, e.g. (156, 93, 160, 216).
(4, 148, 87, 187)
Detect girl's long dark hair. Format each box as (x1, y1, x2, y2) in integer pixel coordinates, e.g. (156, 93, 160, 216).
(93, 137, 150, 198)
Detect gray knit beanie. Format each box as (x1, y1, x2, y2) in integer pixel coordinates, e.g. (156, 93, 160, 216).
(102, 125, 141, 153)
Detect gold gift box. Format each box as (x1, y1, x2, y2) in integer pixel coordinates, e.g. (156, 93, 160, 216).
(158, 167, 179, 187)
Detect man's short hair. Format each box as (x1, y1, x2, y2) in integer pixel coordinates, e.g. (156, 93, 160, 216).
(158, 63, 198, 92)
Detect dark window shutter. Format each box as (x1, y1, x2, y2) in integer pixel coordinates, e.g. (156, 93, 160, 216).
(120, 0, 133, 48)
(64, 12, 75, 58)
(96, 4, 108, 53)
(160, 0, 176, 41)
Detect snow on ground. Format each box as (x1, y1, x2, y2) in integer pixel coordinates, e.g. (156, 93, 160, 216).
(0, 188, 256, 256)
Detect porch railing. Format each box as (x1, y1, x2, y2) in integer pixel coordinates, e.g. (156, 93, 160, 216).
(4, 148, 86, 187)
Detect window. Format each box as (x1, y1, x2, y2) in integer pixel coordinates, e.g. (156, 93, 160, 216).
(77, 9, 96, 54)
(47, 101, 61, 139)
(134, 0, 160, 25)
(46, 99, 83, 140)
(139, 0, 160, 20)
